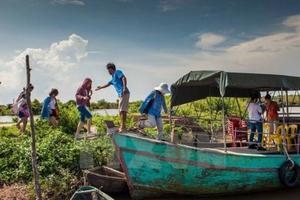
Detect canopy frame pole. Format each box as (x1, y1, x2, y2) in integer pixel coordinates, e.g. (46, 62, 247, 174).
(221, 96, 227, 152)
(170, 106, 175, 143)
(206, 98, 215, 143)
(280, 88, 292, 162)
(285, 90, 289, 120)
(235, 97, 242, 118)
(291, 90, 297, 105)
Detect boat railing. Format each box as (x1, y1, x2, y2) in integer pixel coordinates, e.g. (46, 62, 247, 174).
(170, 116, 300, 154)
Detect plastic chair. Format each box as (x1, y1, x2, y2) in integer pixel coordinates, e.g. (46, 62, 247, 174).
(286, 124, 298, 151)
(227, 117, 248, 147)
(268, 125, 288, 151)
(233, 127, 248, 147)
(263, 123, 271, 148)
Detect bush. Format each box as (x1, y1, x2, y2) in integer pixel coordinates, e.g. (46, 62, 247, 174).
(0, 121, 113, 186)
(58, 104, 79, 134)
(28, 168, 81, 200)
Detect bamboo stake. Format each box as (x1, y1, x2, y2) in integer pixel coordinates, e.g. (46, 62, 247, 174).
(25, 55, 42, 200)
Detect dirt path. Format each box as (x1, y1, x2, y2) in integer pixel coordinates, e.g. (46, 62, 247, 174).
(0, 184, 30, 200)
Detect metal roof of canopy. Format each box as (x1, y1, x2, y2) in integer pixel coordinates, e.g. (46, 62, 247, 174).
(171, 70, 300, 107)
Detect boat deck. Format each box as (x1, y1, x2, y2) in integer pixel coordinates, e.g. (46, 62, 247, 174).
(224, 147, 282, 155)
(219, 147, 299, 156)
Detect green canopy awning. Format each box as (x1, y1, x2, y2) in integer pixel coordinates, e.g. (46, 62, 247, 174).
(171, 70, 300, 107)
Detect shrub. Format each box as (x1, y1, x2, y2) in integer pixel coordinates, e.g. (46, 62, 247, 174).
(0, 121, 113, 185)
(58, 104, 79, 134)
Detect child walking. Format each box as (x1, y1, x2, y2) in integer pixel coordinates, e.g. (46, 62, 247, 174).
(15, 84, 34, 133)
(75, 78, 93, 138)
(41, 88, 59, 126)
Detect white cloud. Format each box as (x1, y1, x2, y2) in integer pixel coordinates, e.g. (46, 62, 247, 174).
(150, 15, 300, 76)
(0, 34, 88, 104)
(52, 0, 85, 6)
(283, 15, 300, 31)
(195, 33, 226, 49)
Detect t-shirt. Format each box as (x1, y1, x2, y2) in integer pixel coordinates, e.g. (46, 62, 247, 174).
(266, 101, 279, 121)
(247, 102, 263, 122)
(49, 98, 56, 110)
(108, 70, 129, 97)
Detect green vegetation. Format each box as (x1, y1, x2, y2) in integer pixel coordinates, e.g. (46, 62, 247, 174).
(173, 97, 248, 133)
(90, 99, 118, 110)
(0, 105, 11, 116)
(0, 104, 114, 199)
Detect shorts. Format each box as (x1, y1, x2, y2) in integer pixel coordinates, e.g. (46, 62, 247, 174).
(50, 109, 59, 119)
(18, 110, 29, 118)
(119, 93, 130, 112)
(78, 106, 92, 122)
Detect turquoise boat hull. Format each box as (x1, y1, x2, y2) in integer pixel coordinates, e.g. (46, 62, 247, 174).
(112, 133, 300, 199)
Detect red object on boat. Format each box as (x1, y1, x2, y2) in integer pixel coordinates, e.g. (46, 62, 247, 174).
(228, 116, 248, 147)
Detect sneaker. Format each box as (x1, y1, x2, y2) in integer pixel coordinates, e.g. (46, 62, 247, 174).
(75, 133, 84, 139)
(248, 144, 257, 149)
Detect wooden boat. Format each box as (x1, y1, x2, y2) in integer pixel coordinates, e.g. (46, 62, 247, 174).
(113, 133, 300, 199)
(112, 71, 300, 199)
(83, 166, 128, 194)
(70, 186, 114, 200)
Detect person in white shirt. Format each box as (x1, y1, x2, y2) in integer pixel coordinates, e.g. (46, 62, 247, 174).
(247, 94, 265, 150)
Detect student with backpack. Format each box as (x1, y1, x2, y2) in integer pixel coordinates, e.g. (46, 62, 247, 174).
(14, 84, 34, 133)
(41, 88, 59, 126)
(138, 83, 170, 140)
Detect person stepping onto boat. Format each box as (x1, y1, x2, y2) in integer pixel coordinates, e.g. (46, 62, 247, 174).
(138, 83, 170, 140)
(41, 88, 59, 126)
(14, 84, 34, 133)
(95, 63, 130, 132)
(247, 94, 266, 151)
(75, 78, 93, 138)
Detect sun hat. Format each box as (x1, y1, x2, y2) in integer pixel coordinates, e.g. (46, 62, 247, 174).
(154, 83, 170, 95)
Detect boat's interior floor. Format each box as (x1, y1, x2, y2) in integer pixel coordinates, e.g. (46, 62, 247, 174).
(218, 147, 298, 155)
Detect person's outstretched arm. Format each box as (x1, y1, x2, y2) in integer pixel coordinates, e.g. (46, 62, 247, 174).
(95, 83, 111, 91)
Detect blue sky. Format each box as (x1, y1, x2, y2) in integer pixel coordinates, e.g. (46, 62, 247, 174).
(1, 0, 300, 104)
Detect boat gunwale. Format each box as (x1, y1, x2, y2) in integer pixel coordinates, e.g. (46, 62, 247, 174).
(116, 132, 300, 158)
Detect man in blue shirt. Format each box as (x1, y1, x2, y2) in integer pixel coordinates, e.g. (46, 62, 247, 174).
(138, 83, 170, 140)
(95, 63, 130, 132)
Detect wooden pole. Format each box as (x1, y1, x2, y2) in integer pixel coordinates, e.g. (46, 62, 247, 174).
(222, 96, 227, 152)
(25, 55, 42, 200)
(235, 98, 242, 118)
(285, 90, 289, 120)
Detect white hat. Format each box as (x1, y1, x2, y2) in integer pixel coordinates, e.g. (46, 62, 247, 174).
(154, 83, 170, 95)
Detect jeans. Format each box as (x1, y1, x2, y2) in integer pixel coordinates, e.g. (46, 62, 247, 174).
(249, 122, 263, 145)
(140, 114, 164, 140)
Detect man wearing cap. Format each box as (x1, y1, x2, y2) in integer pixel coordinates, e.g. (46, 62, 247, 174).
(138, 83, 170, 140)
(95, 63, 130, 132)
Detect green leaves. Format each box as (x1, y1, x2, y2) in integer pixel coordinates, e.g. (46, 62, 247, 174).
(0, 118, 113, 185)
